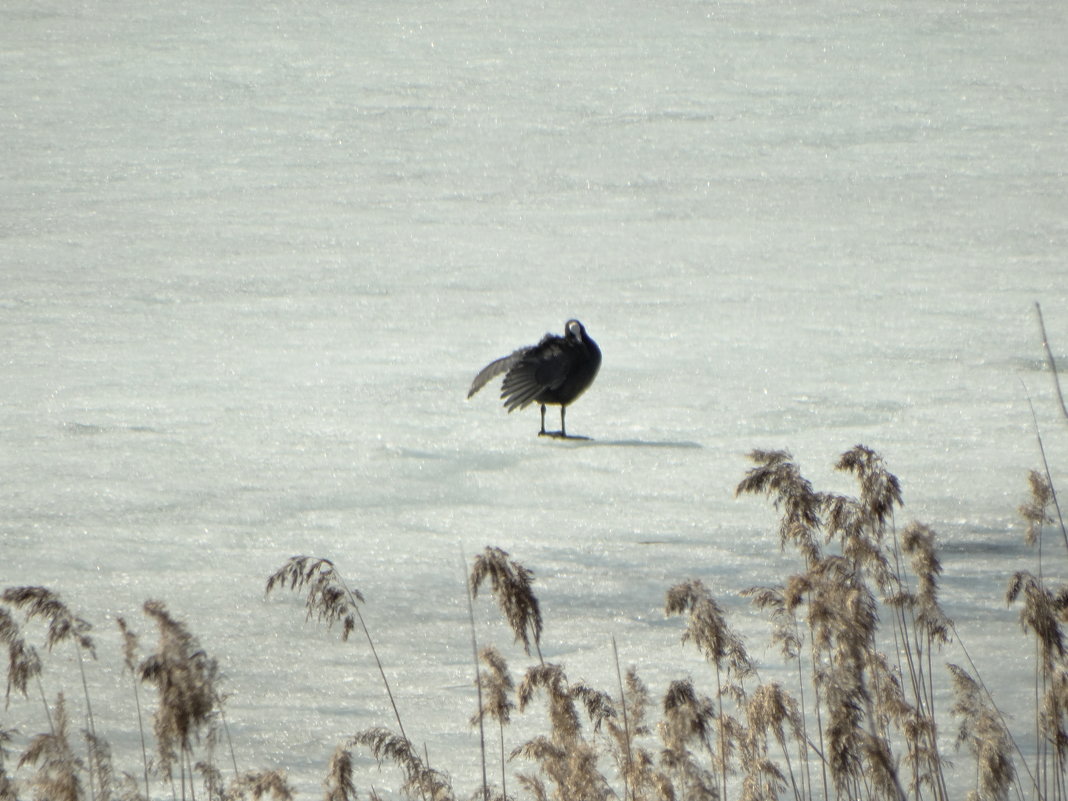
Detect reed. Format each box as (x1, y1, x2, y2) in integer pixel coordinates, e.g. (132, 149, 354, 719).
(323, 745, 357, 801)
(470, 647, 515, 799)
(116, 618, 150, 801)
(470, 547, 544, 663)
(265, 556, 408, 743)
(2, 587, 100, 799)
(2, 447, 1066, 801)
(17, 692, 81, 801)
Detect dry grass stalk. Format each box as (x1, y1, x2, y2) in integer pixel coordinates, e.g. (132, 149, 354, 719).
(470, 548, 544, 661)
(462, 548, 491, 801)
(743, 683, 802, 801)
(3, 587, 103, 797)
(740, 449, 936, 801)
(665, 578, 753, 801)
(610, 641, 633, 801)
(736, 450, 824, 565)
(658, 680, 717, 801)
(87, 730, 114, 801)
(231, 769, 295, 800)
(1035, 301, 1068, 422)
(0, 587, 95, 658)
(353, 727, 454, 801)
(512, 662, 616, 801)
(323, 746, 357, 801)
(265, 556, 364, 641)
(1020, 470, 1056, 549)
(18, 692, 83, 801)
(471, 647, 515, 798)
(604, 667, 673, 801)
(139, 600, 221, 784)
(948, 664, 1016, 801)
(265, 556, 408, 744)
(117, 617, 151, 800)
(0, 729, 15, 801)
(1, 604, 43, 709)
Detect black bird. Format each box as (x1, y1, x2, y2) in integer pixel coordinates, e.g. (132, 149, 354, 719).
(467, 319, 602, 438)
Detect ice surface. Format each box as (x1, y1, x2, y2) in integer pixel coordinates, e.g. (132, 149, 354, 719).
(2, 0, 1067, 796)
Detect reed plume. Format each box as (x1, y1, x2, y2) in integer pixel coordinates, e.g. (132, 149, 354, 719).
(1020, 470, 1055, 548)
(3, 587, 102, 796)
(323, 745, 357, 801)
(604, 667, 673, 801)
(231, 769, 295, 800)
(736, 450, 824, 564)
(117, 617, 151, 800)
(948, 664, 1016, 801)
(265, 556, 408, 743)
(139, 600, 222, 785)
(1, 604, 42, 709)
(18, 692, 83, 801)
(352, 727, 454, 801)
(743, 683, 803, 801)
(834, 445, 903, 534)
(471, 646, 515, 797)
(665, 579, 753, 801)
(0, 587, 95, 658)
(114, 774, 149, 801)
(1007, 571, 1065, 669)
(513, 662, 615, 801)
(739, 448, 922, 801)
(265, 556, 364, 641)
(1007, 569, 1068, 798)
(658, 680, 717, 801)
(470, 548, 544, 661)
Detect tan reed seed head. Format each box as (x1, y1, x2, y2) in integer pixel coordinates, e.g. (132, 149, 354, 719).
(352, 727, 455, 801)
(470, 547, 543, 658)
(1019, 469, 1055, 546)
(948, 664, 1015, 801)
(473, 646, 515, 727)
(266, 557, 365, 642)
(664, 580, 753, 681)
(17, 693, 82, 801)
(1, 587, 95, 657)
(139, 600, 222, 778)
(0, 605, 43, 706)
(323, 746, 356, 801)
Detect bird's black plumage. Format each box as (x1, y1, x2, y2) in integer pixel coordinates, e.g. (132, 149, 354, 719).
(467, 319, 601, 438)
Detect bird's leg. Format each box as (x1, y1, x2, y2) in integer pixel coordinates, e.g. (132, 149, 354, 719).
(560, 406, 566, 438)
(539, 404, 547, 435)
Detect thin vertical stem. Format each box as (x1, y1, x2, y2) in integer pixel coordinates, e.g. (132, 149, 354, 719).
(462, 551, 489, 801)
(612, 637, 632, 801)
(1035, 302, 1068, 421)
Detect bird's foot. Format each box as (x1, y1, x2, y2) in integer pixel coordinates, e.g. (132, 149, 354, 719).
(538, 431, 591, 440)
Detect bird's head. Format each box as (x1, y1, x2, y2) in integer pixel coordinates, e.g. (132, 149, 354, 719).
(565, 319, 586, 342)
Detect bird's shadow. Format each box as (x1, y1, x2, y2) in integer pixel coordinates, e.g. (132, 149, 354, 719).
(542, 435, 703, 449)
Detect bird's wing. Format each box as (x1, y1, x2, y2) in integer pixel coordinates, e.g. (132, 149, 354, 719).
(500, 335, 577, 411)
(467, 347, 533, 399)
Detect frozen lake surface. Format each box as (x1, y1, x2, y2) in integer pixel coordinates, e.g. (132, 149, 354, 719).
(2, 0, 1067, 796)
